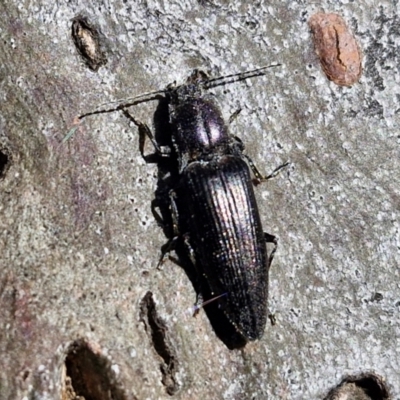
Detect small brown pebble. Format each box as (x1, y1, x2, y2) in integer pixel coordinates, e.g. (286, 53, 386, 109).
(309, 12, 362, 86)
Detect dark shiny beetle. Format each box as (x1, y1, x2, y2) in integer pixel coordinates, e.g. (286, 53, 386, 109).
(164, 69, 282, 341)
(81, 66, 283, 341)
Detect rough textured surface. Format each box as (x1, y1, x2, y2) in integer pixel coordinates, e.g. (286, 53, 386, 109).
(0, 0, 399, 399)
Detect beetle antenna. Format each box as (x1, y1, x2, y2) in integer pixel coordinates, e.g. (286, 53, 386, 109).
(79, 65, 281, 120)
(204, 64, 281, 90)
(79, 89, 166, 119)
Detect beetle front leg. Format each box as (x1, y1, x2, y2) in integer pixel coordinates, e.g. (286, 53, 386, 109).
(121, 109, 171, 158)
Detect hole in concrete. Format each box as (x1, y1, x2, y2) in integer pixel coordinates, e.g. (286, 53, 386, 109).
(324, 372, 391, 400)
(64, 339, 128, 400)
(0, 148, 10, 179)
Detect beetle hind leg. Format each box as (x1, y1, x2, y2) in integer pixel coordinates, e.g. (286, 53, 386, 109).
(265, 232, 278, 269)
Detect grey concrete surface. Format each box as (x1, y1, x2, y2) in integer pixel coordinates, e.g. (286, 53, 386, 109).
(0, 0, 399, 399)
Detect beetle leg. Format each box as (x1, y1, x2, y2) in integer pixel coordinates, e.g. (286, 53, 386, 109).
(243, 155, 289, 184)
(169, 190, 180, 236)
(163, 198, 204, 305)
(121, 109, 171, 157)
(228, 108, 242, 125)
(231, 135, 289, 182)
(268, 311, 277, 326)
(169, 188, 205, 302)
(182, 232, 206, 303)
(261, 161, 290, 181)
(231, 135, 245, 153)
(156, 190, 181, 269)
(169, 189, 204, 302)
(191, 291, 204, 317)
(151, 198, 165, 227)
(182, 233, 197, 266)
(157, 236, 179, 269)
(264, 232, 278, 268)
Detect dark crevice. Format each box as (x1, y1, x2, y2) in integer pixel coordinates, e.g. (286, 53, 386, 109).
(139, 291, 180, 395)
(0, 148, 10, 179)
(324, 372, 391, 400)
(64, 339, 129, 400)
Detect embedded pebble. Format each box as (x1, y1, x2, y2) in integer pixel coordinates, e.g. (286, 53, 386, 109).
(309, 13, 362, 86)
(71, 15, 107, 72)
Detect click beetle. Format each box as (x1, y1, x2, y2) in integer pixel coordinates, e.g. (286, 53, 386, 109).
(80, 66, 286, 341)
